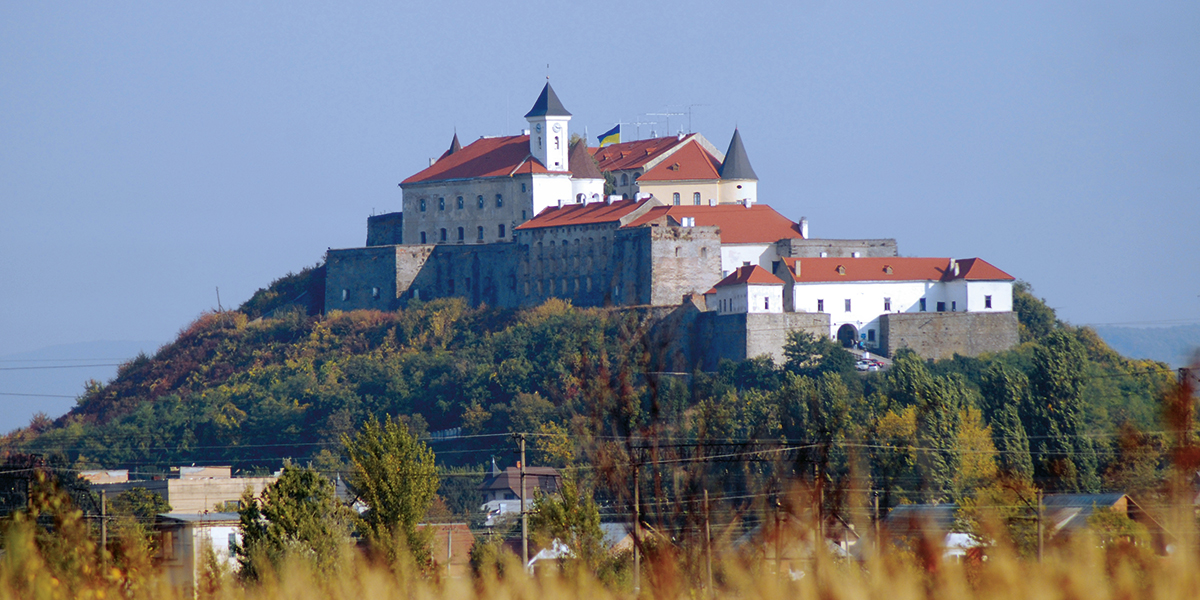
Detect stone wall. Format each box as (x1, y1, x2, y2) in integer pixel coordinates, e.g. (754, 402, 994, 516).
(777, 238, 898, 258)
(700, 312, 830, 369)
(366, 212, 404, 246)
(325, 245, 432, 312)
(879, 311, 1019, 360)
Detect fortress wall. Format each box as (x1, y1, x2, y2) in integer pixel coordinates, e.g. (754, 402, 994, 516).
(646, 226, 723, 306)
(880, 311, 1019, 360)
(366, 212, 404, 246)
(516, 222, 619, 308)
(325, 246, 417, 312)
(700, 312, 830, 369)
(778, 238, 898, 258)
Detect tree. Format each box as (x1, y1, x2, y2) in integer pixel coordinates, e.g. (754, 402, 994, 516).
(783, 330, 823, 372)
(1028, 330, 1099, 492)
(1013, 281, 1059, 343)
(236, 466, 351, 580)
(529, 476, 604, 571)
(342, 415, 439, 569)
(979, 364, 1034, 480)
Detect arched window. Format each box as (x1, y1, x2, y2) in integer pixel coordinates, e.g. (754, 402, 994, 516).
(419, 198, 427, 212)
(457, 227, 464, 241)
(477, 226, 484, 241)
(438, 197, 445, 210)
(693, 192, 701, 205)
(554, 136, 559, 149)
(577, 193, 584, 203)
(439, 228, 447, 242)
(477, 195, 484, 209)
(495, 194, 504, 207)
(621, 174, 628, 186)
(456, 196, 464, 209)
(672, 192, 680, 205)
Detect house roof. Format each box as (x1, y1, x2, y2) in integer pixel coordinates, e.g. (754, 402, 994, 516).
(638, 140, 722, 182)
(782, 257, 1015, 283)
(402, 135, 552, 185)
(718, 129, 757, 180)
(479, 467, 562, 492)
(158, 512, 241, 524)
(515, 198, 649, 230)
(624, 203, 804, 244)
(524, 83, 571, 118)
(714, 265, 784, 288)
(591, 136, 689, 172)
(568, 139, 603, 179)
(881, 504, 959, 535)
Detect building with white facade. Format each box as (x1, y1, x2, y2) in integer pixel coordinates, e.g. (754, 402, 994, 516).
(775, 256, 1015, 348)
(710, 265, 784, 315)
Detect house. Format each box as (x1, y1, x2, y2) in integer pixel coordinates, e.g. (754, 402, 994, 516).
(91, 466, 275, 513)
(880, 503, 982, 562)
(710, 265, 785, 315)
(479, 465, 562, 523)
(156, 512, 242, 597)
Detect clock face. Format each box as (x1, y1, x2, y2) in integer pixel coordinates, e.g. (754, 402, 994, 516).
(552, 123, 562, 132)
(535, 123, 542, 132)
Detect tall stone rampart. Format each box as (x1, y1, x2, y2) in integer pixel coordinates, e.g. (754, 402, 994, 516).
(777, 238, 898, 258)
(700, 312, 830, 369)
(879, 311, 1019, 360)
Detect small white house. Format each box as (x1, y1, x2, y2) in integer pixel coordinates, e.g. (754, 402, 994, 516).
(711, 265, 785, 315)
(777, 257, 1015, 347)
(157, 512, 242, 597)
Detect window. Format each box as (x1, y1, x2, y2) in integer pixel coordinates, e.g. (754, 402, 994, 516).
(817, 299, 824, 312)
(884, 297, 891, 311)
(456, 196, 464, 209)
(438, 197, 445, 210)
(498, 224, 506, 238)
(521, 183, 527, 193)
(701, 247, 708, 259)
(477, 195, 484, 209)
(420, 231, 427, 244)
(868, 329, 876, 342)
(341, 289, 348, 302)
(440, 228, 447, 242)
(985, 295, 992, 309)
(673, 192, 680, 205)
(621, 174, 628, 186)
(937, 301, 946, 312)
(477, 226, 484, 241)
(228, 532, 238, 554)
(371, 287, 379, 299)
(743, 261, 751, 267)
(920, 298, 927, 312)
(457, 226, 464, 241)
(845, 299, 852, 312)
(522, 210, 527, 220)
(419, 198, 427, 212)
(952, 301, 957, 312)
(693, 192, 701, 205)
(496, 194, 504, 207)
(554, 135, 559, 149)
(765, 297, 770, 310)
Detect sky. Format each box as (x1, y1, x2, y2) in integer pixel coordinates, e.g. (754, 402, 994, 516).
(1, 2, 1198, 428)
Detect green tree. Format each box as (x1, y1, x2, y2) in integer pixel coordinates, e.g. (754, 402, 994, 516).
(529, 476, 605, 571)
(1013, 281, 1059, 343)
(108, 487, 171, 520)
(783, 330, 823, 372)
(343, 415, 439, 569)
(1028, 330, 1100, 492)
(915, 375, 965, 503)
(979, 363, 1034, 480)
(236, 466, 351, 580)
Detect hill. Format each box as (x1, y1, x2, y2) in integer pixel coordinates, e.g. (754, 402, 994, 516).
(1093, 323, 1200, 368)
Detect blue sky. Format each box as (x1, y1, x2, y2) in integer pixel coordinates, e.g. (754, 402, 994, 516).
(1, 2, 1198, 424)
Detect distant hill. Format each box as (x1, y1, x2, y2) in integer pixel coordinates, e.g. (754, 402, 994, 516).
(1092, 324, 1200, 368)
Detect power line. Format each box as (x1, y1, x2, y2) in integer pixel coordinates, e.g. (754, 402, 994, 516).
(0, 364, 122, 371)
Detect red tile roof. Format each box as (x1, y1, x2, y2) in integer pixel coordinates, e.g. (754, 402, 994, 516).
(402, 135, 552, 185)
(625, 204, 804, 244)
(714, 265, 784, 288)
(781, 257, 1014, 283)
(591, 136, 687, 171)
(638, 140, 722, 181)
(514, 198, 648, 230)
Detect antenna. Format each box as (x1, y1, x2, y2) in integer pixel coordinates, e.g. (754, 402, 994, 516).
(686, 104, 708, 133)
(629, 119, 657, 141)
(647, 112, 684, 135)
(215, 287, 222, 312)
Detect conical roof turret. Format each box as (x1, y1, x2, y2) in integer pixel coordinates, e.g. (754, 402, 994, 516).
(524, 82, 572, 118)
(718, 128, 757, 180)
(438, 132, 462, 160)
(568, 139, 603, 179)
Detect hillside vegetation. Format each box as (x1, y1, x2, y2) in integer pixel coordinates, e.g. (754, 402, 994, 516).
(1, 276, 1181, 519)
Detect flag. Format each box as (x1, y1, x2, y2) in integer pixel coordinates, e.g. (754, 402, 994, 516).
(597, 124, 620, 147)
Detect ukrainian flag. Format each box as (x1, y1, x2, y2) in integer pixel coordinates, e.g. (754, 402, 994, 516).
(597, 124, 620, 147)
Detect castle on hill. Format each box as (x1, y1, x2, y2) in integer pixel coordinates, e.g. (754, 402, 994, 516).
(326, 83, 1018, 365)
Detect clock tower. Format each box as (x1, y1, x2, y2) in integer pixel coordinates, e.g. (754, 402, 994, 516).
(524, 83, 572, 172)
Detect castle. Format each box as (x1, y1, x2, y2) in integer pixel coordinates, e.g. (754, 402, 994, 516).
(325, 84, 1018, 366)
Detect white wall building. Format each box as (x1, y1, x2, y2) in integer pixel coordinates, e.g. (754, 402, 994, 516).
(772, 256, 1015, 347)
(711, 265, 785, 315)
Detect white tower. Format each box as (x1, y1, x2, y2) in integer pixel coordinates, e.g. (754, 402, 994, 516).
(524, 83, 572, 172)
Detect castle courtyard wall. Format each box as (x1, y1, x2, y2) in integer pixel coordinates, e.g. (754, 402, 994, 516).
(879, 311, 1019, 360)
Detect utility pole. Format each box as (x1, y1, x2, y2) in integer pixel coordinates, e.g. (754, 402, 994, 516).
(100, 489, 107, 567)
(704, 489, 714, 597)
(1036, 488, 1044, 563)
(873, 491, 881, 558)
(774, 497, 782, 582)
(633, 459, 641, 593)
(519, 433, 528, 568)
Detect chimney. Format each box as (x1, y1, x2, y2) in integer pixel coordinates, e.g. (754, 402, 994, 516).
(708, 198, 716, 206)
(522, 129, 530, 135)
(606, 195, 617, 205)
(557, 199, 564, 209)
(799, 217, 809, 238)
(743, 198, 752, 209)
(429, 158, 437, 167)
(638, 192, 651, 201)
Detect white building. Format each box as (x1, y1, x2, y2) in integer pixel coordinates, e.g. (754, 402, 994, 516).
(157, 512, 242, 597)
(710, 265, 785, 315)
(776, 256, 1015, 347)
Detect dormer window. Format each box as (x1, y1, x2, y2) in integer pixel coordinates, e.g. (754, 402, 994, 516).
(884, 265, 893, 274)
(836, 265, 846, 275)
